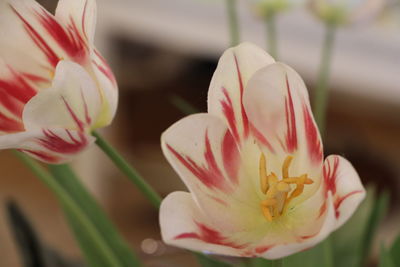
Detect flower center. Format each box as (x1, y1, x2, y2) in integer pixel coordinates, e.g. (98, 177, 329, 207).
(259, 154, 314, 221)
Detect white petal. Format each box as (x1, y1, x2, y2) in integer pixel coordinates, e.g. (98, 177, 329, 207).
(161, 113, 267, 235)
(160, 191, 247, 256)
(0, 127, 95, 163)
(55, 0, 97, 44)
(23, 60, 101, 131)
(261, 194, 336, 259)
(0, 0, 90, 71)
(323, 155, 366, 229)
(89, 49, 118, 128)
(208, 42, 275, 144)
(243, 63, 323, 203)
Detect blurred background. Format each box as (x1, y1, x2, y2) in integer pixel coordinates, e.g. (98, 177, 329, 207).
(0, 0, 400, 266)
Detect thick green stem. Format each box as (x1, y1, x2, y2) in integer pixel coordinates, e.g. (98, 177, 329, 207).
(92, 131, 162, 209)
(322, 238, 334, 267)
(226, 0, 240, 46)
(265, 13, 278, 59)
(313, 23, 337, 136)
(271, 259, 284, 267)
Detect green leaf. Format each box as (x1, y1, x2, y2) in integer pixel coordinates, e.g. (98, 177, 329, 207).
(358, 190, 390, 267)
(332, 186, 376, 267)
(389, 234, 400, 266)
(379, 244, 395, 267)
(195, 253, 232, 267)
(49, 164, 140, 267)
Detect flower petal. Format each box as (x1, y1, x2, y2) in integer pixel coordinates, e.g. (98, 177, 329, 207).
(160, 191, 247, 256)
(323, 155, 366, 229)
(0, 58, 44, 133)
(260, 194, 336, 259)
(0, 127, 95, 163)
(89, 49, 118, 128)
(244, 63, 322, 159)
(208, 42, 275, 144)
(243, 63, 323, 204)
(22, 60, 102, 131)
(161, 113, 268, 235)
(55, 0, 96, 44)
(1, 0, 90, 70)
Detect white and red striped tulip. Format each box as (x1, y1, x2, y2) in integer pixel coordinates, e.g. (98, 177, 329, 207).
(160, 43, 365, 259)
(0, 0, 117, 163)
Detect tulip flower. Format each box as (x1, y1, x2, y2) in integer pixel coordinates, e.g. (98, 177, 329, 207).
(309, 0, 385, 25)
(0, 0, 117, 163)
(160, 43, 365, 259)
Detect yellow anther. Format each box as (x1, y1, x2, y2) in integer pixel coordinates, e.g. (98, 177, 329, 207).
(259, 153, 268, 194)
(261, 205, 273, 221)
(282, 156, 293, 179)
(262, 199, 277, 206)
(277, 182, 290, 192)
(258, 154, 314, 222)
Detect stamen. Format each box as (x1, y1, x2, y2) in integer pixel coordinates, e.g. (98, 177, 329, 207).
(282, 156, 293, 178)
(258, 154, 314, 222)
(259, 153, 268, 194)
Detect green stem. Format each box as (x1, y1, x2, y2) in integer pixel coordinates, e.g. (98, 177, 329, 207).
(313, 23, 337, 136)
(271, 259, 284, 267)
(322, 238, 334, 267)
(226, 0, 240, 46)
(92, 131, 162, 209)
(265, 12, 278, 59)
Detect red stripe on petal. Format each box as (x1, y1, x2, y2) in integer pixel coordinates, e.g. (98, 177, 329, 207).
(11, 6, 60, 67)
(220, 87, 239, 142)
(323, 156, 339, 196)
(233, 54, 249, 139)
(21, 149, 60, 163)
(334, 190, 364, 219)
(222, 130, 239, 185)
(166, 132, 230, 192)
(175, 222, 248, 249)
(318, 202, 327, 219)
(0, 67, 42, 132)
(93, 50, 117, 87)
(303, 104, 323, 164)
(249, 123, 275, 153)
(38, 129, 88, 154)
(35, 9, 88, 63)
(61, 96, 85, 131)
(255, 245, 273, 254)
(175, 232, 200, 240)
(0, 113, 24, 132)
(284, 76, 297, 153)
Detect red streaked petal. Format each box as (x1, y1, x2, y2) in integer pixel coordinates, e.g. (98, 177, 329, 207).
(0, 127, 95, 163)
(160, 191, 249, 257)
(208, 43, 275, 145)
(323, 155, 365, 228)
(55, 0, 97, 44)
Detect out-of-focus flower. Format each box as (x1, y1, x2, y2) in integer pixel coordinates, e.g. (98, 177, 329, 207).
(249, 0, 303, 17)
(160, 43, 365, 259)
(309, 0, 385, 25)
(0, 0, 118, 163)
